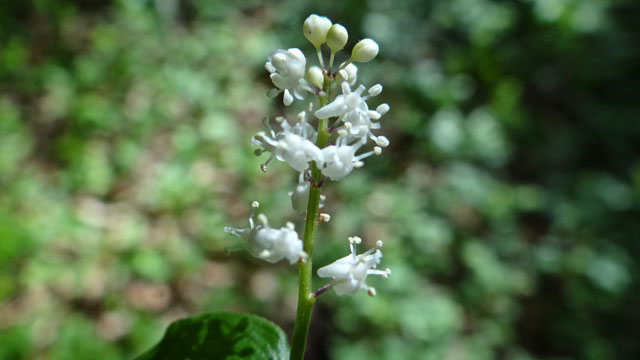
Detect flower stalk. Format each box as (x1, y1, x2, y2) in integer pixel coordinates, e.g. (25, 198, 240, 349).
(291, 82, 330, 359)
(225, 14, 390, 360)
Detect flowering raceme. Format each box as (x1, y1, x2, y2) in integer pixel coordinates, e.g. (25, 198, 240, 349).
(224, 13, 391, 359)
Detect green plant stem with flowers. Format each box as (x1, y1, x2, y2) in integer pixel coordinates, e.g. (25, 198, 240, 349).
(137, 14, 391, 360)
(290, 77, 331, 359)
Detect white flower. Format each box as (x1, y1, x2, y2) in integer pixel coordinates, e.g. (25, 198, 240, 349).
(224, 202, 306, 264)
(317, 236, 390, 296)
(314, 82, 390, 144)
(265, 48, 309, 106)
(252, 115, 324, 173)
(320, 134, 381, 180)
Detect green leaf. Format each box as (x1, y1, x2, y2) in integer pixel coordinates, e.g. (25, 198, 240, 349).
(135, 312, 289, 360)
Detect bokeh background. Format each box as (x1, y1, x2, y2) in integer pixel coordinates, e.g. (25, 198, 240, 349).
(1, 0, 639, 359)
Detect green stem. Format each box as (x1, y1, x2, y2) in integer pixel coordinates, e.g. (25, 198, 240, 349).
(290, 77, 332, 360)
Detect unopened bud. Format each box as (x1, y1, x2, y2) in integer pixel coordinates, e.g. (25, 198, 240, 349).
(350, 39, 379, 62)
(338, 69, 348, 81)
(290, 181, 310, 214)
(306, 66, 324, 89)
(326, 24, 348, 52)
(303, 14, 332, 48)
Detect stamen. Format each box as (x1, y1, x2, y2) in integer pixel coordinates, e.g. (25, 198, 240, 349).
(260, 153, 275, 172)
(367, 269, 390, 277)
(354, 147, 381, 162)
(367, 287, 377, 297)
(348, 236, 361, 260)
(375, 136, 390, 147)
(376, 103, 390, 115)
(257, 214, 268, 226)
(319, 213, 331, 222)
(367, 110, 381, 120)
(262, 117, 275, 136)
(368, 84, 383, 97)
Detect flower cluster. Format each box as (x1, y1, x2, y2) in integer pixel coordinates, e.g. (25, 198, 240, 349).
(225, 14, 390, 297)
(318, 236, 391, 296)
(224, 202, 305, 265)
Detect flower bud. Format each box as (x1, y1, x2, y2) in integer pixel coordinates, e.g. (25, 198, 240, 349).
(350, 39, 379, 62)
(326, 24, 348, 52)
(290, 182, 310, 214)
(303, 14, 332, 48)
(306, 66, 324, 89)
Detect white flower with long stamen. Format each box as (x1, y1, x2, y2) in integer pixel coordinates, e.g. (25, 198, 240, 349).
(224, 202, 306, 264)
(320, 133, 382, 180)
(315, 82, 390, 144)
(317, 236, 390, 296)
(265, 48, 309, 106)
(252, 115, 324, 173)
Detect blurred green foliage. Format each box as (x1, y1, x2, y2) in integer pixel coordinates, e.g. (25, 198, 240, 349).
(1, 0, 639, 359)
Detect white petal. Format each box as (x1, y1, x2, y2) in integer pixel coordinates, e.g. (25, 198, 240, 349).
(315, 98, 347, 119)
(333, 279, 361, 296)
(283, 90, 294, 106)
